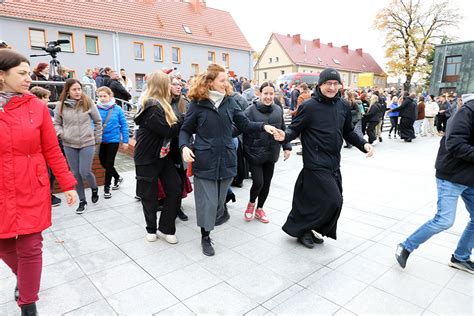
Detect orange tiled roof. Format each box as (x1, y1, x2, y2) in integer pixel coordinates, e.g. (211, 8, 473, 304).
(273, 33, 385, 75)
(0, 0, 252, 51)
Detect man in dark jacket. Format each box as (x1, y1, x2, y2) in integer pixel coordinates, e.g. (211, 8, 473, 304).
(388, 92, 417, 142)
(290, 84, 300, 110)
(274, 68, 374, 248)
(396, 94, 474, 274)
(107, 71, 131, 107)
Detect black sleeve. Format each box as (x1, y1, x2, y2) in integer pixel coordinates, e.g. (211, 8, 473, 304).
(279, 107, 292, 151)
(112, 81, 131, 101)
(364, 104, 379, 119)
(391, 98, 409, 112)
(141, 107, 181, 139)
(445, 106, 474, 162)
(283, 102, 308, 143)
(233, 105, 265, 134)
(179, 102, 198, 149)
(343, 106, 367, 152)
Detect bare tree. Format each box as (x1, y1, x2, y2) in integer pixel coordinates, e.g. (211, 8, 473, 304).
(374, 0, 460, 91)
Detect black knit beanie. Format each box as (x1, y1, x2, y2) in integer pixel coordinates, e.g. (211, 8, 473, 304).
(318, 68, 342, 86)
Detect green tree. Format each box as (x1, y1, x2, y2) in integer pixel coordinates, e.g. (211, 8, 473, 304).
(374, 0, 460, 91)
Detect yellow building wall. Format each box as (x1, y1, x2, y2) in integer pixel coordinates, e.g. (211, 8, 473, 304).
(254, 35, 294, 83)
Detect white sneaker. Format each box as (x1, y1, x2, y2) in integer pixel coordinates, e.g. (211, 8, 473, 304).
(145, 233, 157, 242)
(156, 230, 178, 244)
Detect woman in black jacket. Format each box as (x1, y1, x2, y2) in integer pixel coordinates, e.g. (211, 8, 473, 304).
(243, 82, 291, 223)
(179, 64, 277, 256)
(363, 95, 382, 144)
(388, 92, 417, 142)
(134, 71, 183, 245)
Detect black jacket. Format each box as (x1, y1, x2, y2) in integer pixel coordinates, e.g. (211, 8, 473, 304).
(243, 102, 291, 164)
(435, 99, 474, 187)
(364, 102, 383, 123)
(179, 96, 265, 180)
(134, 99, 183, 166)
(392, 96, 416, 120)
(108, 79, 131, 102)
(284, 87, 367, 171)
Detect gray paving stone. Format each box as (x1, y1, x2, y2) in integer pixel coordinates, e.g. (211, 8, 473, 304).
(64, 299, 117, 315)
(103, 223, 146, 245)
(184, 282, 258, 315)
(89, 261, 152, 297)
(136, 248, 194, 278)
(344, 286, 424, 315)
(74, 246, 131, 275)
(427, 288, 474, 316)
(154, 302, 195, 315)
(157, 263, 222, 301)
(198, 249, 256, 279)
(445, 271, 474, 298)
(107, 280, 178, 314)
(270, 288, 340, 315)
(335, 255, 391, 284)
(0, 275, 15, 304)
(40, 258, 85, 291)
(262, 284, 305, 310)
(118, 236, 171, 260)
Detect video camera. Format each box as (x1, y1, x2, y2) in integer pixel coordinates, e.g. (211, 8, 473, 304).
(41, 39, 70, 58)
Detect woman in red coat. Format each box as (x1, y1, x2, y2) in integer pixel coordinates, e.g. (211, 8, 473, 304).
(0, 50, 77, 315)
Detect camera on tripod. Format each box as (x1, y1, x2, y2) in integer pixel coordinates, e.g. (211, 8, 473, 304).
(41, 39, 70, 58)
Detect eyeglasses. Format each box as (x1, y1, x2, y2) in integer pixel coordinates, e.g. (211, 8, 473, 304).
(323, 82, 341, 88)
(171, 83, 181, 86)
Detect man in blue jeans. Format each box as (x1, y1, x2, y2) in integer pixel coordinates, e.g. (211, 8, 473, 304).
(396, 94, 474, 274)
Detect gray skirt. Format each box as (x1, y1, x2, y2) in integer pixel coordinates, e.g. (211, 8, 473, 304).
(193, 176, 233, 232)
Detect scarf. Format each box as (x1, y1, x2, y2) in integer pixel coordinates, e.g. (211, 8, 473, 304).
(64, 98, 78, 108)
(97, 98, 116, 110)
(209, 90, 225, 108)
(0, 92, 22, 112)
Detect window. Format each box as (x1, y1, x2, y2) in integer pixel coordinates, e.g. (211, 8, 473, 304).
(443, 55, 462, 82)
(222, 53, 230, 68)
(332, 58, 340, 64)
(208, 51, 215, 63)
(263, 72, 267, 80)
(29, 28, 46, 49)
(191, 64, 199, 75)
(85, 35, 99, 54)
(281, 70, 285, 75)
(275, 57, 279, 62)
(64, 69, 76, 79)
(183, 25, 192, 34)
(135, 73, 146, 92)
(153, 44, 163, 62)
(172, 47, 181, 63)
(134, 42, 144, 60)
(58, 32, 74, 52)
(268, 57, 273, 63)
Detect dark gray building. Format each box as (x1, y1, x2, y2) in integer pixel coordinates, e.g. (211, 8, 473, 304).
(430, 41, 474, 96)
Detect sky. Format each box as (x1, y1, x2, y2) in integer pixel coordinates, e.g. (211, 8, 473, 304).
(206, 0, 473, 82)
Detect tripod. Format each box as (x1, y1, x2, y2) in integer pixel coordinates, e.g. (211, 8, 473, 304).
(30, 53, 64, 101)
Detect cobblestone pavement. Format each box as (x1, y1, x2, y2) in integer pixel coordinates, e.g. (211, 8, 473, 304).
(1, 134, 472, 315)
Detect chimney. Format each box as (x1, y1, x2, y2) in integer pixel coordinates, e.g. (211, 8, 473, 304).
(304, 44, 307, 54)
(328, 42, 333, 48)
(293, 34, 301, 44)
(312, 38, 320, 48)
(356, 48, 363, 56)
(342, 45, 349, 54)
(190, 0, 205, 13)
(287, 34, 291, 37)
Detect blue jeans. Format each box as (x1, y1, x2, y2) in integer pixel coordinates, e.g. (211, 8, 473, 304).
(403, 178, 474, 261)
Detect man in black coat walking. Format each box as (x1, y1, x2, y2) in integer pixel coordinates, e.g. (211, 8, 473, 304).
(274, 68, 374, 248)
(396, 94, 474, 274)
(107, 71, 132, 108)
(388, 92, 417, 142)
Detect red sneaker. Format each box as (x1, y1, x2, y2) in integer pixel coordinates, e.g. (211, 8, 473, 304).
(255, 208, 269, 223)
(244, 202, 255, 221)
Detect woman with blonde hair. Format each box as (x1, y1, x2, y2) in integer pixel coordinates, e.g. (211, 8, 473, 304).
(134, 71, 184, 244)
(363, 94, 382, 144)
(179, 63, 277, 256)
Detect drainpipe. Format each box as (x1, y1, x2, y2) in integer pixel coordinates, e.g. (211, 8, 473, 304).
(113, 32, 121, 71)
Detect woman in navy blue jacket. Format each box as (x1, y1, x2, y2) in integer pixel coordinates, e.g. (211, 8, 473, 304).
(96, 86, 129, 199)
(179, 64, 277, 256)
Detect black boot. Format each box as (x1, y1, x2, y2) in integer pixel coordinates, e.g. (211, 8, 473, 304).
(201, 236, 215, 256)
(225, 192, 236, 204)
(177, 207, 188, 221)
(215, 206, 230, 226)
(91, 188, 99, 203)
(21, 303, 37, 316)
(297, 231, 315, 248)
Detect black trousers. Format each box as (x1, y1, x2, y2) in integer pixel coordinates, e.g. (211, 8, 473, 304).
(389, 117, 398, 135)
(249, 162, 275, 208)
(136, 157, 182, 234)
(436, 114, 448, 132)
(366, 121, 378, 144)
(399, 117, 415, 140)
(99, 143, 120, 188)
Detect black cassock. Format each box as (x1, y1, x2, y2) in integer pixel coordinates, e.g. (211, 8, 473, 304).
(281, 88, 367, 239)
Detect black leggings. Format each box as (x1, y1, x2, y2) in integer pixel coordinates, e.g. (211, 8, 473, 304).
(99, 143, 120, 188)
(389, 117, 398, 135)
(249, 162, 275, 208)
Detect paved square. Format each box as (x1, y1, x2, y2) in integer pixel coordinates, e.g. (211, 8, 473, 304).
(1, 135, 473, 315)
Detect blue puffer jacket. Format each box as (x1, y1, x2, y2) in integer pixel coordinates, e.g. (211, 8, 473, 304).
(98, 105, 129, 144)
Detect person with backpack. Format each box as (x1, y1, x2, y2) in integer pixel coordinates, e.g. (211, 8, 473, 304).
(96, 86, 129, 199)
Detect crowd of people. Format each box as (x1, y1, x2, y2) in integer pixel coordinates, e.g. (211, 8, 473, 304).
(1, 45, 473, 315)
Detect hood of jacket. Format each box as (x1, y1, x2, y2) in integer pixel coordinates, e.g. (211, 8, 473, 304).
(4, 92, 36, 110)
(135, 98, 159, 125)
(461, 94, 474, 105)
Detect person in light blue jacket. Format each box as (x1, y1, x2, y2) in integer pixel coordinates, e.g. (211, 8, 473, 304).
(96, 86, 129, 199)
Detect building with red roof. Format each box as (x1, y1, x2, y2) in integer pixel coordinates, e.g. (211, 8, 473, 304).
(0, 0, 253, 96)
(255, 33, 386, 89)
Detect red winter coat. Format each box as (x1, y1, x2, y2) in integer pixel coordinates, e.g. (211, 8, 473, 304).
(0, 93, 77, 239)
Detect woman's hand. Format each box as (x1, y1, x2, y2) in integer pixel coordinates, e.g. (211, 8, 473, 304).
(182, 146, 195, 163)
(283, 150, 291, 161)
(264, 124, 277, 135)
(64, 190, 78, 206)
(364, 143, 375, 158)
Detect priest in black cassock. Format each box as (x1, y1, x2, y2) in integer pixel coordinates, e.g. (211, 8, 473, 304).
(274, 68, 375, 248)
